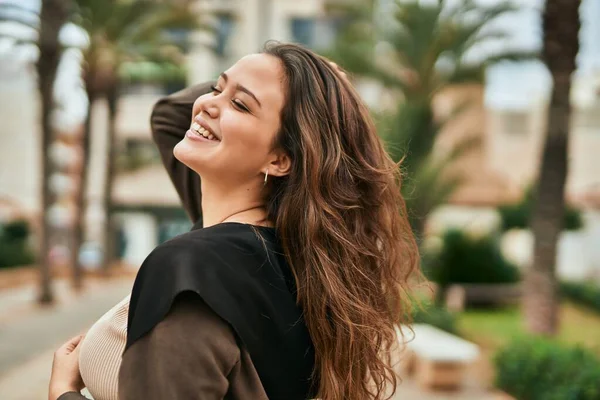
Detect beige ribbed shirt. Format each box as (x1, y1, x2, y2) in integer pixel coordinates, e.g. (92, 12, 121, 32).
(79, 295, 130, 400)
(68, 293, 269, 400)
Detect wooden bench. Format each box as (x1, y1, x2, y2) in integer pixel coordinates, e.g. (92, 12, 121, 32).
(396, 324, 480, 390)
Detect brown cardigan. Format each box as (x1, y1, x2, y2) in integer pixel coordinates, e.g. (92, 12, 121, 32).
(59, 83, 271, 400)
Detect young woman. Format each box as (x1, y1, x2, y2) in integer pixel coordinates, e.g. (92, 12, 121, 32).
(49, 43, 419, 400)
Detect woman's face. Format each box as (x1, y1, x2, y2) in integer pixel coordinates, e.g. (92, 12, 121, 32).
(174, 53, 287, 187)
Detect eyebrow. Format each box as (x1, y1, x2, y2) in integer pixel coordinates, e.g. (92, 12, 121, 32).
(220, 72, 262, 108)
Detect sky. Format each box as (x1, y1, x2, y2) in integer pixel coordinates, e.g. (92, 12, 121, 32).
(483, 0, 600, 109)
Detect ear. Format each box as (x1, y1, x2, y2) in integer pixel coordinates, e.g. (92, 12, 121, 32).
(265, 149, 292, 178)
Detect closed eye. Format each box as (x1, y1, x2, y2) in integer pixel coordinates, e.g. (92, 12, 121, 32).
(232, 100, 250, 112)
(211, 85, 250, 113)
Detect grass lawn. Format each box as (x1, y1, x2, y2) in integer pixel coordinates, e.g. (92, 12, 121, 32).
(458, 301, 600, 354)
(455, 301, 600, 387)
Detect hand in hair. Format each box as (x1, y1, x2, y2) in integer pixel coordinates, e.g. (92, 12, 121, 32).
(328, 61, 349, 82)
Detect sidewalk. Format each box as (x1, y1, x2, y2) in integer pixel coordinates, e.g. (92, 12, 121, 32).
(0, 277, 133, 400)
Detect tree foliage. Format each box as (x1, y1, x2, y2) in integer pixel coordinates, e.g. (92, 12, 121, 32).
(328, 0, 535, 240)
(72, 0, 201, 93)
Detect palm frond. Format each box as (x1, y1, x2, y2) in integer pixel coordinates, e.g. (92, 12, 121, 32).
(324, 0, 374, 19)
(390, 0, 445, 71)
(407, 133, 481, 214)
(326, 0, 528, 235)
(382, 0, 530, 92)
(77, 0, 206, 75)
(446, 64, 485, 84)
(118, 4, 200, 50)
(480, 49, 539, 65)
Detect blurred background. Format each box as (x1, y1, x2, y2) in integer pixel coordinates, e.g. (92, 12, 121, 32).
(0, 0, 599, 399)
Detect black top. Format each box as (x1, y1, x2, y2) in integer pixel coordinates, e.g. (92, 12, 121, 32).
(125, 222, 317, 400)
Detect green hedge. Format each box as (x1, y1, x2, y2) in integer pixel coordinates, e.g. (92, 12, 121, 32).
(412, 302, 458, 334)
(0, 220, 35, 269)
(498, 186, 583, 231)
(119, 61, 187, 85)
(495, 337, 600, 400)
(561, 281, 600, 313)
(423, 229, 520, 286)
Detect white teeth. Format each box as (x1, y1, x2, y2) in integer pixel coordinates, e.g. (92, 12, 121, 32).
(191, 121, 219, 141)
(191, 122, 208, 135)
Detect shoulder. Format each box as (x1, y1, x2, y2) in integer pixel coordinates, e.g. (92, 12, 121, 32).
(154, 222, 275, 253)
(126, 223, 284, 349)
(144, 292, 240, 364)
(142, 223, 279, 276)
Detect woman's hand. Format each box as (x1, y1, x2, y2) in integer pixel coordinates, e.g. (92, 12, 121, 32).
(328, 61, 348, 81)
(48, 334, 85, 400)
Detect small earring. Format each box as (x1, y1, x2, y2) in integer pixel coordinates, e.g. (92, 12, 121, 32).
(264, 169, 269, 186)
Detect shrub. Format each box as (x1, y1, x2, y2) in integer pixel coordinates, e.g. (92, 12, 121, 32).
(495, 337, 600, 400)
(412, 302, 458, 334)
(498, 186, 583, 231)
(561, 281, 600, 313)
(0, 220, 35, 269)
(498, 202, 528, 231)
(564, 207, 584, 231)
(423, 229, 520, 287)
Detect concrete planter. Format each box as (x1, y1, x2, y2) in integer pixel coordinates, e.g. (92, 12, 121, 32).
(0, 265, 36, 290)
(0, 263, 136, 291)
(446, 283, 521, 309)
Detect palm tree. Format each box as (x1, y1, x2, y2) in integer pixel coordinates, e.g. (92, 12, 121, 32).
(36, 0, 69, 303)
(523, 0, 580, 336)
(71, 0, 200, 274)
(328, 0, 534, 242)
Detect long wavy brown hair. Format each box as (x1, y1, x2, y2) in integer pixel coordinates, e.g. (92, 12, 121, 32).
(262, 43, 419, 400)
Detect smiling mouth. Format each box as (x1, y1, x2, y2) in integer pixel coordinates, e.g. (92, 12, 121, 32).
(190, 122, 219, 141)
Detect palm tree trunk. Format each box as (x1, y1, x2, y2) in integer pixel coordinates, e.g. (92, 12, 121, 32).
(70, 87, 95, 290)
(523, 0, 580, 335)
(101, 82, 119, 272)
(395, 102, 436, 247)
(36, 0, 69, 304)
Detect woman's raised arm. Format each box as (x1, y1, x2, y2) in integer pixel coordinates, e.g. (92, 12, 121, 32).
(150, 82, 214, 223)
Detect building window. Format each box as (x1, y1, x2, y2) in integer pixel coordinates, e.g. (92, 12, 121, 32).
(117, 139, 161, 172)
(291, 18, 315, 48)
(290, 17, 341, 50)
(158, 218, 192, 243)
(215, 14, 235, 57)
(163, 28, 190, 53)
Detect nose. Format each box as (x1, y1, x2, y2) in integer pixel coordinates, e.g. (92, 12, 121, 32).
(196, 94, 220, 120)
